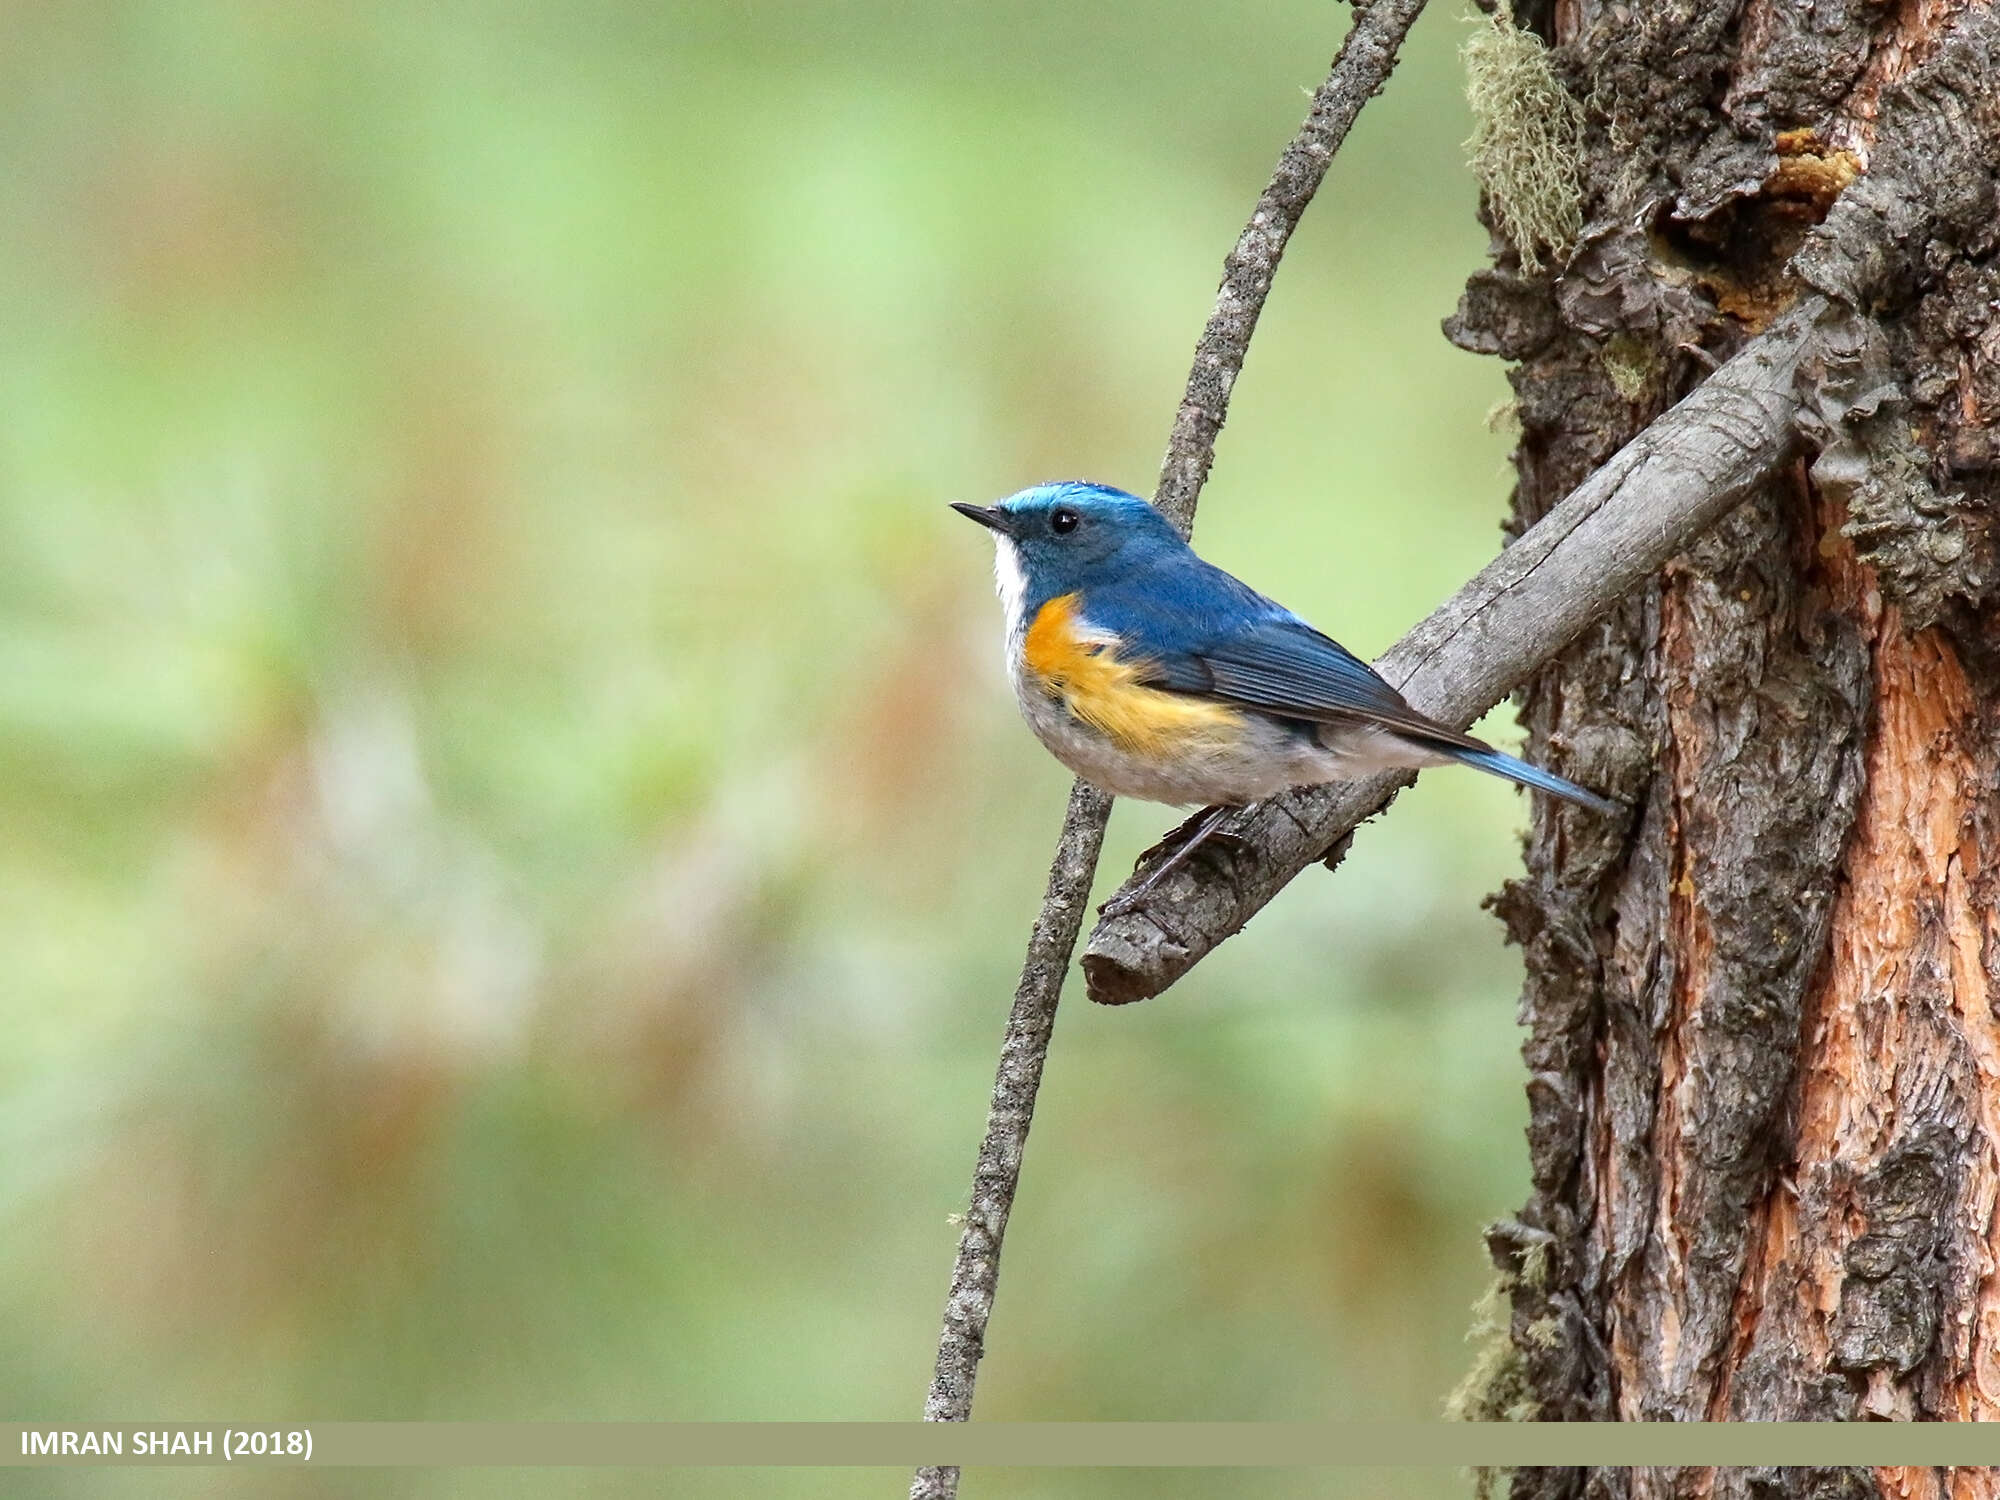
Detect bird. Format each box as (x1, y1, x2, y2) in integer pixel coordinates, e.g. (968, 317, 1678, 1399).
(951, 480, 1619, 912)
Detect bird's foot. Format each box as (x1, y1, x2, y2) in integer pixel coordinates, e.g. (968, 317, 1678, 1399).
(1095, 805, 1243, 918)
(1096, 886, 1151, 920)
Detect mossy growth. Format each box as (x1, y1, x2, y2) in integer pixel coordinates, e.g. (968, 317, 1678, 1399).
(1463, 9, 1585, 275)
(1446, 1274, 1540, 1423)
(1446, 1273, 1539, 1500)
(1601, 332, 1654, 400)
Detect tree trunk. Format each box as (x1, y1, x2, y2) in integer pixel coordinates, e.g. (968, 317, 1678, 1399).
(1446, 0, 2000, 1488)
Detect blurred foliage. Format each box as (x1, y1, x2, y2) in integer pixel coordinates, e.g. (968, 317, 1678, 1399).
(2, 1, 1536, 1495)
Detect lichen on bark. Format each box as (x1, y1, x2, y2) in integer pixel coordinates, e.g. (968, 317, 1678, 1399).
(1463, 8, 1586, 274)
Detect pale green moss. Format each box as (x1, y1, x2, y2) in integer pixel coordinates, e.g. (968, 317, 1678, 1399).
(1447, 1271, 1540, 1496)
(1448, 1246, 1547, 1500)
(1602, 332, 1654, 400)
(1516, 1235, 1553, 1292)
(1463, 11, 1585, 275)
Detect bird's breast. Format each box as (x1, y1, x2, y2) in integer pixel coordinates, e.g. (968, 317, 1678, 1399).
(1014, 593, 1243, 758)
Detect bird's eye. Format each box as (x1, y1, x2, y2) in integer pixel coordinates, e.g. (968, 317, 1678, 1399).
(1050, 507, 1079, 535)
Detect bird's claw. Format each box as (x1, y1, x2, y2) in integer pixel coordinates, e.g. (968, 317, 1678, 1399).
(1098, 810, 1246, 919)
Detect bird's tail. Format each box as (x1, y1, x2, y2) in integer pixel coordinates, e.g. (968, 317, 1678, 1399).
(1445, 743, 1622, 816)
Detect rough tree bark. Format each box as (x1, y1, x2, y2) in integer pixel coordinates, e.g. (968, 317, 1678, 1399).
(1447, 0, 2000, 1491)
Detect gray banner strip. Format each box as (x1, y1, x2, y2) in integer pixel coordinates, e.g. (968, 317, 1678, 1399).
(4, 1423, 1997, 1467)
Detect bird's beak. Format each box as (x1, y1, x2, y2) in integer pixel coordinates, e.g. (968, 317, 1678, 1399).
(950, 502, 1013, 535)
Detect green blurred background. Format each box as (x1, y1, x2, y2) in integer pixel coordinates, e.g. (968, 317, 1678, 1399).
(3, 1, 1536, 1495)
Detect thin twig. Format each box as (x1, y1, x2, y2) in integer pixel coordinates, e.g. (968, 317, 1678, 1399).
(910, 782, 1105, 1500)
(910, 5, 1430, 1496)
(1081, 295, 1828, 1006)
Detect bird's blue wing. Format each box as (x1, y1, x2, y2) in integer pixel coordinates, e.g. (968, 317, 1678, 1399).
(1194, 618, 1426, 727)
(1082, 556, 1460, 740)
(1079, 549, 1619, 812)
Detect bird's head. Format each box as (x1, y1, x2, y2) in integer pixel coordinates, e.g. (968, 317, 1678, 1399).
(951, 481, 1182, 618)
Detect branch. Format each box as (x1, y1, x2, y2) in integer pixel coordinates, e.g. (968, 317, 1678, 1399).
(911, 5, 1430, 1496)
(1082, 294, 1826, 1006)
(911, 781, 1105, 1500)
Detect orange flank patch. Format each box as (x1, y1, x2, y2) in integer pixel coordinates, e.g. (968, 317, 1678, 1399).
(1021, 592, 1242, 754)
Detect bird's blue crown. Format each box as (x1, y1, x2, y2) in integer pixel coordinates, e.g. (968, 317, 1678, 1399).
(986, 482, 1186, 614)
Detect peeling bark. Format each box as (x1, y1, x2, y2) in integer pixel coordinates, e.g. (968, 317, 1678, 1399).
(1452, 0, 2000, 1479)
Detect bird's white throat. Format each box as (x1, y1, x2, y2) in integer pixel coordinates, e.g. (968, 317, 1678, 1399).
(992, 535, 1028, 640)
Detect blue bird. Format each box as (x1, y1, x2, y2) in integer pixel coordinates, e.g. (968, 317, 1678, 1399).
(952, 481, 1618, 908)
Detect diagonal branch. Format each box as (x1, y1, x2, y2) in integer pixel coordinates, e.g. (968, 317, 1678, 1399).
(1081, 295, 1828, 1006)
(910, 5, 1430, 1497)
